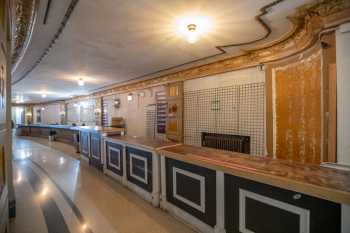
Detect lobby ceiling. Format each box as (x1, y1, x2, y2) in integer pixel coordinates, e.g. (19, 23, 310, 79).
(12, 0, 313, 103)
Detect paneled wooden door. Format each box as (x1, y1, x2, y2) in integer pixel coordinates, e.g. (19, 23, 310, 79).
(0, 0, 14, 231)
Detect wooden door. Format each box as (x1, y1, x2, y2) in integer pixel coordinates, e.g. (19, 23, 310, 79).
(0, 0, 14, 230)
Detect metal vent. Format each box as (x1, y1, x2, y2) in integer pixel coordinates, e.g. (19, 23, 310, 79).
(201, 132, 250, 154)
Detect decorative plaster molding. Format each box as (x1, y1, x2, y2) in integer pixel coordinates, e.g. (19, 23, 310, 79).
(85, 0, 350, 99)
(11, 0, 37, 70)
(11, 0, 80, 85)
(12, 0, 350, 105)
(11, 0, 286, 88)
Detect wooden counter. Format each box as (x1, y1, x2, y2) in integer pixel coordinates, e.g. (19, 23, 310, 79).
(74, 126, 124, 136)
(17, 124, 78, 132)
(16, 124, 79, 146)
(159, 144, 350, 205)
(102, 135, 179, 206)
(78, 126, 125, 167)
(106, 135, 180, 150)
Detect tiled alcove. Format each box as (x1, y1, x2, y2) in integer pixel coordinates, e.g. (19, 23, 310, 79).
(184, 67, 265, 155)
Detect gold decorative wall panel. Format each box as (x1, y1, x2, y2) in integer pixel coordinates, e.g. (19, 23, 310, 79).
(272, 51, 322, 164)
(166, 82, 183, 142)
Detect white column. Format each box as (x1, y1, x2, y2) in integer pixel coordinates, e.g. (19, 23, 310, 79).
(336, 22, 350, 166)
(152, 152, 160, 207)
(342, 204, 350, 233)
(159, 155, 167, 209)
(215, 171, 226, 233)
(122, 145, 127, 186)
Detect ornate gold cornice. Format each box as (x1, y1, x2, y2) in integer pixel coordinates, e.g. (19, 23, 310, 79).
(11, 0, 80, 84)
(12, 99, 65, 107)
(84, 0, 350, 99)
(12, 0, 285, 87)
(11, 0, 37, 68)
(14, 0, 350, 106)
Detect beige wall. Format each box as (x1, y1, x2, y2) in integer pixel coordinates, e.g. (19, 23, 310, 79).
(103, 85, 165, 137)
(33, 104, 61, 124)
(67, 99, 96, 126)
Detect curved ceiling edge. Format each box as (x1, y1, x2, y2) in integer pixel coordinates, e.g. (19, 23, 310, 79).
(11, 0, 80, 85)
(11, 0, 38, 71)
(85, 0, 350, 99)
(89, 0, 290, 93)
(12, 0, 286, 87)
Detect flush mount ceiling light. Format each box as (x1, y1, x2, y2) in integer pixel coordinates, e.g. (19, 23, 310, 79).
(78, 78, 85, 86)
(176, 14, 212, 44)
(186, 23, 198, 43)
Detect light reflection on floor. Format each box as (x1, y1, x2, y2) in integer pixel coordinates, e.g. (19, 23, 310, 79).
(11, 136, 196, 233)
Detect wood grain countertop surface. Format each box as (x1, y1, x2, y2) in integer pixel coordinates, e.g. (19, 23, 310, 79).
(17, 124, 79, 131)
(106, 135, 180, 150)
(75, 126, 125, 135)
(158, 144, 350, 205)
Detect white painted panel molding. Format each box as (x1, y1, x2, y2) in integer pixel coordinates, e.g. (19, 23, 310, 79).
(238, 189, 310, 233)
(108, 147, 121, 170)
(336, 22, 350, 166)
(130, 153, 148, 184)
(173, 167, 205, 213)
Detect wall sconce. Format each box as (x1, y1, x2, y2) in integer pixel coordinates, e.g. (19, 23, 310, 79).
(94, 108, 101, 114)
(138, 91, 145, 97)
(41, 107, 45, 111)
(127, 93, 133, 101)
(114, 98, 121, 108)
(25, 112, 32, 117)
(59, 111, 66, 115)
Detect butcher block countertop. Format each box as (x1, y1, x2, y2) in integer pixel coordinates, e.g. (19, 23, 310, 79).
(158, 144, 350, 205)
(106, 135, 180, 150)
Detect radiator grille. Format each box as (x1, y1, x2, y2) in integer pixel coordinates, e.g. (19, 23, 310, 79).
(201, 132, 250, 154)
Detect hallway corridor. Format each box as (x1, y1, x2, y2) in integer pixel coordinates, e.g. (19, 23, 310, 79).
(10, 136, 195, 233)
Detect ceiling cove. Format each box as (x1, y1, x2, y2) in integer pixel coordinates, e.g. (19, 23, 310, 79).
(12, 0, 287, 86)
(11, 0, 80, 85)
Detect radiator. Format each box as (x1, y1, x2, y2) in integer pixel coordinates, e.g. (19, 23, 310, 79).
(201, 132, 250, 154)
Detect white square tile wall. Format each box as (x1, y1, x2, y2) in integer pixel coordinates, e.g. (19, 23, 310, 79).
(184, 67, 265, 155)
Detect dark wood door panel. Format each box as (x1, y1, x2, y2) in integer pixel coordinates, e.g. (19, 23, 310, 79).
(126, 146, 153, 192)
(165, 158, 216, 227)
(80, 132, 90, 158)
(105, 141, 123, 176)
(90, 133, 102, 170)
(224, 174, 341, 233)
